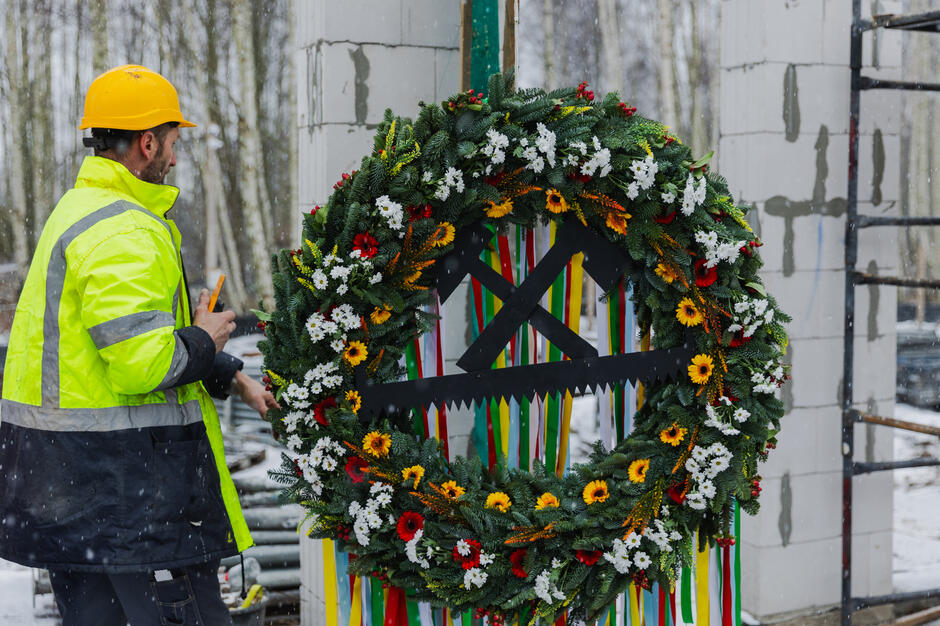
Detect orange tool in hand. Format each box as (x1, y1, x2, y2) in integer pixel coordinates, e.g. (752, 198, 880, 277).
(208, 274, 226, 312)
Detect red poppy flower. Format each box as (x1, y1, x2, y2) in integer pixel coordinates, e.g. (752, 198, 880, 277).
(396, 512, 424, 541)
(694, 258, 717, 287)
(566, 171, 592, 184)
(484, 171, 506, 187)
(667, 484, 687, 504)
(729, 330, 751, 348)
(654, 209, 676, 224)
(352, 232, 379, 259)
(345, 456, 368, 483)
(452, 539, 482, 570)
(575, 549, 602, 566)
(510, 549, 528, 579)
(313, 397, 337, 426)
(407, 204, 432, 222)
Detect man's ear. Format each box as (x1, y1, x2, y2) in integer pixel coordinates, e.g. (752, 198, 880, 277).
(138, 130, 157, 161)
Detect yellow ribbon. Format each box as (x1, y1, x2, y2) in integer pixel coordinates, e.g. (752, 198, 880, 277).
(323, 539, 339, 626)
(696, 530, 710, 625)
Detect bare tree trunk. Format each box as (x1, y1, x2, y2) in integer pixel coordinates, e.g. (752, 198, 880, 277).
(596, 0, 622, 94)
(231, 0, 275, 308)
(542, 0, 555, 89)
(657, 0, 678, 130)
(181, 2, 250, 312)
(29, 0, 54, 231)
(288, 5, 301, 247)
(91, 0, 109, 74)
(3, 6, 30, 279)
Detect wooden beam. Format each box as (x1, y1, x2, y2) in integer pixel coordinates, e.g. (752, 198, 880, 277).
(858, 411, 940, 437)
(502, 0, 516, 79)
(892, 604, 940, 626)
(460, 0, 473, 91)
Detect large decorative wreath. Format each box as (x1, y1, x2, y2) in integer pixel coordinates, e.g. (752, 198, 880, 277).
(259, 75, 789, 622)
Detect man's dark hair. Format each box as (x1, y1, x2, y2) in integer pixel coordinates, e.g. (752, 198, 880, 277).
(84, 122, 179, 157)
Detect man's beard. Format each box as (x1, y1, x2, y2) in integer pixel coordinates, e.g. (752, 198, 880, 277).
(139, 142, 171, 184)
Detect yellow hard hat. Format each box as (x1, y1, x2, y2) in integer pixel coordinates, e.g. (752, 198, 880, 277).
(79, 64, 196, 130)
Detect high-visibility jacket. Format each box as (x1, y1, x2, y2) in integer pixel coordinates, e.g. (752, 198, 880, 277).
(0, 156, 252, 572)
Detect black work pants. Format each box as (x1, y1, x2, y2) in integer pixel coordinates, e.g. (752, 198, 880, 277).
(49, 560, 234, 626)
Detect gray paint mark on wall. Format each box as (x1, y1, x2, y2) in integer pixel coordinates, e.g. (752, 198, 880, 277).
(764, 125, 847, 276)
(872, 129, 884, 206)
(865, 396, 877, 462)
(867, 260, 879, 341)
(782, 344, 794, 413)
(779, 472, 792, 547)
(783, 64, 800, 142)
(349, 46, 370, 125)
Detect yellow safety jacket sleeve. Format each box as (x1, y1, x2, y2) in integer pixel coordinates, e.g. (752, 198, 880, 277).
(76, 225, 183, 396)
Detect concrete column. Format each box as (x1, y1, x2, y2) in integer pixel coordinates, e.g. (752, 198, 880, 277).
(293, 2, 460, 624)
(720, 0, 901, 620)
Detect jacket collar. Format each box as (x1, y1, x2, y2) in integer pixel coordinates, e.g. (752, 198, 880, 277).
(74, 156, 180, 218)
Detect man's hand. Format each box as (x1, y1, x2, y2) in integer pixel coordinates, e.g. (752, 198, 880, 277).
(234, 370, 280, 419)
(193, 288, 236, 353)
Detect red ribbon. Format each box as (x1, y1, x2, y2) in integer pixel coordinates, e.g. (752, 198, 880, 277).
(384, 585, 409, 626)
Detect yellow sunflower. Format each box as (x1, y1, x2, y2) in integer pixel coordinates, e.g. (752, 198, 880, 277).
(660, 422, 687, 447)
(545, 189, 570, 214)
(486, 199, 514, 218)
(345, 390, 362, 414)
(535, 492, 560, 510)
(605, 211, 630, 235)
(628, 459, 651, 483)
(402, 464, 425, 488)
(654, 262, 678, 284)
(370, 305, 392, 325)
(675, 298, 703, 327)
(688, 354, 714, 385)
(362, 430, 391, 457)
(344, 341, 368, 366)
(440, 480, 465, 500)
(485, 492, 512, 512)
(582, 480, 609, 505)
(432, 222, 456, 248)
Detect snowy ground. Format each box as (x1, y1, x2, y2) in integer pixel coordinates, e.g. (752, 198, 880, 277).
(891, 404, 940, 594)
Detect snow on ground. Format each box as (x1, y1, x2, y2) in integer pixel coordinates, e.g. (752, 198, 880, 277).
(892, 403, 940, 594)
(0, 559, 58, 625)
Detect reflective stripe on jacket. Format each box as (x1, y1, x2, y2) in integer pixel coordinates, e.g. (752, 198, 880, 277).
(0, 156, 252, 572)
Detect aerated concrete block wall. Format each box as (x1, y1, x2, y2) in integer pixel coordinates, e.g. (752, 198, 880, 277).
(294, 2, 460, 624)
(720, 0, 899, 619)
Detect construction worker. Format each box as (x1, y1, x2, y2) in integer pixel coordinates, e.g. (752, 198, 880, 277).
(0, 65, 278, 625)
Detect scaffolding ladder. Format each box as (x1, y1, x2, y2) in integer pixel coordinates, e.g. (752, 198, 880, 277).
(843, 4, 940, 625)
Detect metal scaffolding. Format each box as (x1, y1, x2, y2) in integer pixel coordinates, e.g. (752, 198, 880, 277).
(843, 4, 940, 625)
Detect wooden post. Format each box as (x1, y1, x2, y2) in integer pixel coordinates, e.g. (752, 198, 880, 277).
(502, 0, 516, 79)
(460, 0, 473, 91)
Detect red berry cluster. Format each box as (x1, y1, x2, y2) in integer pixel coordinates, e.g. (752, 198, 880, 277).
(739, 239, 763, 257)
(750, 476, 763, 497)
(617, 101, 637, 117)
(473, 608, 505, 626)
(663, 134, 676, 145)
(445, 88, 482, 112)
(333, 172, 352, 191)
(292, 460, 303, 478)
(632, 570, 651, 590)
(576, 81, 595, 102)
(310, 204, 320, 216)
(336, 524, 351, 542)
(716, 536, 736, 548)
(262, 375, 272, 392)
(255, 321, 266, 330)
(368, 569, 392, 588)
